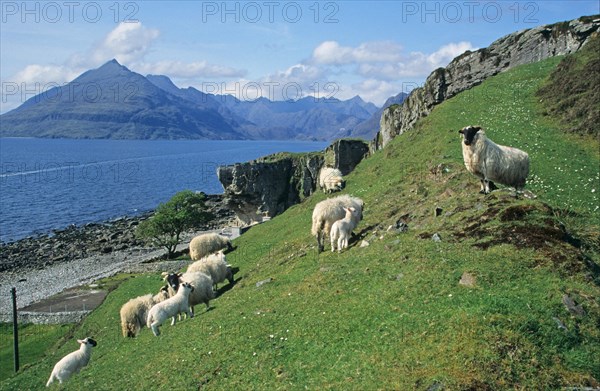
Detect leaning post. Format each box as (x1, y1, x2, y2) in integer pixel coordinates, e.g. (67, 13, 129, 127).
(11, 287, 19, 372)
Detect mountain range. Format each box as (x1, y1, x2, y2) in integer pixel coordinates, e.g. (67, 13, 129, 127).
(0, 60, 396, 141)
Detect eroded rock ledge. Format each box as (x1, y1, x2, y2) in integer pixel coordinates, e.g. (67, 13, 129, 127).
(217, 139, 369, 224)
(374, 15, 600, 151)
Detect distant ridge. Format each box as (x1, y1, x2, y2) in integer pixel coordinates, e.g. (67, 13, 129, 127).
(1, 60, 381, 141)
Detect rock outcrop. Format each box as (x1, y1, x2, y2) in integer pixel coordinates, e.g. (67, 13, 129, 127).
(217, 139, 369, 224)
(373, 15, 600, 151)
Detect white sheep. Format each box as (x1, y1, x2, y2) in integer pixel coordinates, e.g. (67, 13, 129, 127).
(459, 125, 529, 194)
(165, 271, 216, 316)
(46, 337, 97, 386)
(147, 282, 194, 336)
(330, 207, 360, 252)
(319, 167, 345, 193)
(189, 233, 233, 261)
(119, 285, 170, 338)
(311, 194, 364, 253)
(187, 251, 234, 290)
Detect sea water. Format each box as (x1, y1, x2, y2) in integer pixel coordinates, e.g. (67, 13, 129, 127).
(0, 138, 328, 242)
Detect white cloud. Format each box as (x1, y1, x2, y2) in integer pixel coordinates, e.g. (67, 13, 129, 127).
(12, 64, 81, 85)
(351, 41, 476, 79)
(312, 40, 403, 65)
(135, 61, 246, 79)
(91, 22, 160, 65)
(347, 79, 402, 106)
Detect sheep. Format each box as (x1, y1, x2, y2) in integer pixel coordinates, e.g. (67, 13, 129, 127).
(119, 285, 170, 338)
(187, 250, 234, 290)
(319, 167, 345, 193)
(46, 337, 97, 386)
(458, 125, 530, 194)
(311, 194, 364, 253)
(146, 282, 194, 336)
(189, 233, 233, 261)
(165, 271, 216, 316)
(330, 207, 360, 252)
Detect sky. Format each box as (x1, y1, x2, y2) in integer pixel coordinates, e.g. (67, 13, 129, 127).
(1, 0, 598, 113)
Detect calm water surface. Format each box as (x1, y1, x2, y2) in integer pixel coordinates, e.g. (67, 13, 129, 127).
(0, 138, 328, 242)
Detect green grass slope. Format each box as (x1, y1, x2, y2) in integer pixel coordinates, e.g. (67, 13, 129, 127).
(2, 56, 599, 390)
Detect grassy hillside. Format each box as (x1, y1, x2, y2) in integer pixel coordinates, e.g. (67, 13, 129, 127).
(2, 55, 599, 390)
(537, 34, 600, 137)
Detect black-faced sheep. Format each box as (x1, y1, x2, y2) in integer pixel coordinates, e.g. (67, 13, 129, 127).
(46, 337, 97, 386)
(311, 194, 364, 253)
(165, 271, 216, 316)
(330, 207, 360, 252)
(187, 251, 234, 291)
(147, 282, 194, 336)
(119, 285, 170, 338)
(459, 125, 529, 194)
(319, 167, 345, 193)
(189, 233, 233, 261)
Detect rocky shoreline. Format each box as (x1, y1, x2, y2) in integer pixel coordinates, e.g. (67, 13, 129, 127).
(0, 194, 235, 274)
(0, 194, 237, 316)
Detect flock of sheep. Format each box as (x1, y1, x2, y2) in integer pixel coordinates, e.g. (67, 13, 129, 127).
(46, 125, 529, 386)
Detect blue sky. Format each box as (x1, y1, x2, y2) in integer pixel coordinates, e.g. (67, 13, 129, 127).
(1, 1, 598, 113)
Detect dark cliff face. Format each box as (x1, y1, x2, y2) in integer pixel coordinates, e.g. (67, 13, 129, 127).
(373, 15, 600, 151)
(217, 139, 369, 224)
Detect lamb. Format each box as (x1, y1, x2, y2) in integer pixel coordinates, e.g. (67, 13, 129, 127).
(330, 207, 360, 252)
(189, 233, 233, 261)
(319, 167, 345, 193)
(46, 337, 97, 386)
(119, 285, 170, 338)
(458, 125, 529, 194)
(165, 271, 216, 316)
(187, 251, 234, 290)
(311, 194, 364, 253)
(146, 282, 194, 336)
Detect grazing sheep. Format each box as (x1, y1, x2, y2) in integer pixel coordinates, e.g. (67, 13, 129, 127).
(187, 251, 234, 290)
(319, 167, 345, 193)
(46, 337, 97, 386)
(330, 207, 360, 252)
(459, 125, 529, 194)
(311, 194, 364, 253)
(147, 282, 194, 336)
(119, 285, 170, 338)
(165, 271, 216, 316)
(189, 233, 233, 261)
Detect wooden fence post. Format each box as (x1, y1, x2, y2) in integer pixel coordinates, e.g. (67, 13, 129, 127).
(11, 287, 19, 372)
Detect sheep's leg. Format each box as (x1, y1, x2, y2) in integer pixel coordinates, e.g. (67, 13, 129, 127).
(171, 316, 177, 326)
(338, 237, 343, 253)
(150, 323, 160, 336)
(317, 230, 324, 253)
(479, 179, 486, 194)
(483, 178, 491, 194)
(187, 309, 194, 319)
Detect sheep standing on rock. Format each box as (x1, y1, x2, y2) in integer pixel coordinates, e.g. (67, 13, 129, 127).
(330, 207, 360, 252)
(459, 125, 529, 194)
(46, 337, 97, 386)
(189, 233, 233, 261)
(119, 285, 170, 338)
(187, 251, 234, 290)
(319, 167, 345, 193)
(312, 194, 364, 253)
(147, 282, 194, 336)
(165, 271, 216, 316)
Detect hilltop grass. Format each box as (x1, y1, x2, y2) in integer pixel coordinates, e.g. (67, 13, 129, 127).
(2, 56, 599, 390)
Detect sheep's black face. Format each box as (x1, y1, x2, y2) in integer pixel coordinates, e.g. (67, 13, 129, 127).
(84, 337, 97, 347)
(459, 126, 481, 146)
(165, 273, 181, 292)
